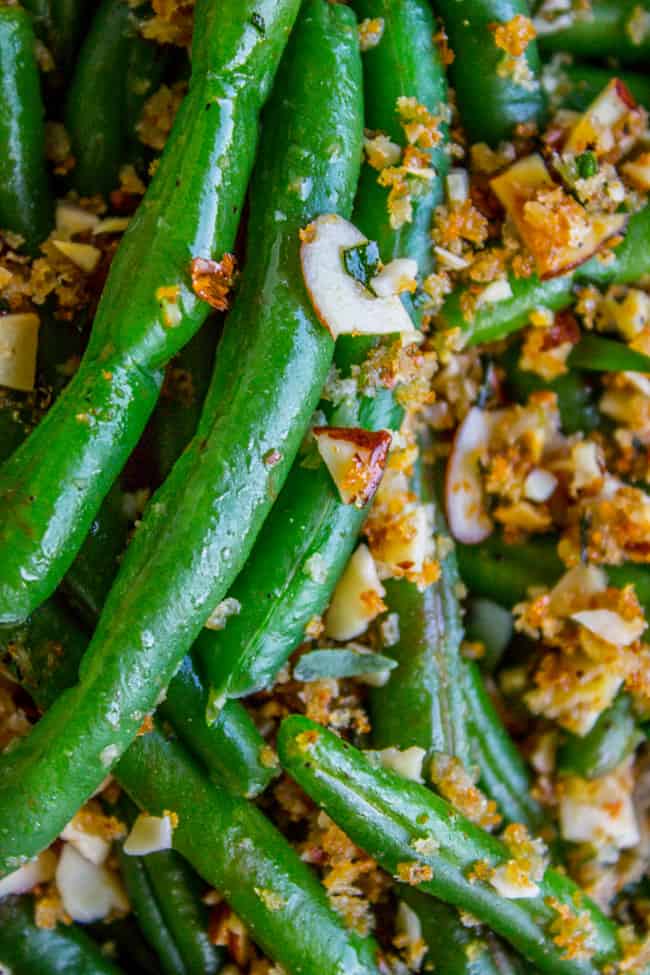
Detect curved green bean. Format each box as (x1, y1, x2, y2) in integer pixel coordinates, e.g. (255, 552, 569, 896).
(198, 0, 446, 703)
(0, 0, 300, 627)
(537, 1, 650, 64)
(0, 5, 53, 251)
(0, 895, 123, 975)
(65, 0, 169, 196)
(278, 715, 620, 975)
(0, 0, 362, 873)
(437, 0, 546, 146)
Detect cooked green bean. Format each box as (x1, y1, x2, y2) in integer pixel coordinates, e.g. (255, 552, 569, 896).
(278, 715, 620, 975)
(0, 0, 300, 627)
(0, 0, 362, 873)
(0, 5, 53, 251)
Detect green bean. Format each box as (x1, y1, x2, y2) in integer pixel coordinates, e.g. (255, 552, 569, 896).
(0, 582, 382, 974)
(0, 0, 362, 873)
(463, 659, 544, 831)
(89, 917, 161, 975)
(116, 723, 383, 975)
(159, 655, 276, 799)
(0, 0, 300, 627)
(502, 344, 600, 435)
(536, 1, 650, 65)
(436, 0, 546, 146)
(197, 0, 446, 703)
(557, 693, 641, 780)
(456, 533, 563, 607)
(65, 0, 169, 196)
(278, 715, 620, 975)
(465, 597, 514, 670)
(568, 334, 650, 373)
(116, 849, 188, 975)
(22, 0, 93, 78)
(456, 531, 650, 619)
(0, 5, 53, 251)
(438, 204, 650, 346)
(116, 797, 222, 975)
(143, 851, 221, 975)
(552, 63, 650, 113)
(370, 470, 471, 767)
(0, 595, 87, 711)
(0, 895, 123, 974)
(401, 889, 533, 975)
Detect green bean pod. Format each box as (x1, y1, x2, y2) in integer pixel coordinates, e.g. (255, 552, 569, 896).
(502, 344, 600, 436)
(116, 851, 189, 975)
(0, 0, 362, 873)
(436, 0, 546, 146)
(159, 656, 276, 798)
(142, 851, 221, 975)
(0, 578, 382, 974)
(0, 0, 300, 627)
(401, 889, 533, 975)
(463, 660, 544, 831)
(22, 0, 92, 77)
(457, 531, 650, 619)
(554, 63, 650, 113)
(0, 5, 53, 251)
(537, 1, 650, 64)
(0, 895, 123, 975)
(65, 0, 169, 196)
(557, 693, 640, 780)
(116, 724, 383, 975)
(370, 483, 471, 767)
(438, 203, 650, 345)
(116, 797, 222, 975)
(198, 0, 446, 703)
(278, 715, 620, 975)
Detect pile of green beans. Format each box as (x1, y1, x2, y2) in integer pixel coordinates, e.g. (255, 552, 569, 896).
(2, 0, 650, 970)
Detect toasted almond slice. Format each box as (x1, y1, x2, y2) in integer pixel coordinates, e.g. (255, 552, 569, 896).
(491, 154, 627, 278)
(313, 426, 391, 508)
(524, 468, 557, 502)
(565, 78, 642, 158)
(300, 214, 417, 342)
(56, 845, 128, 923)
(325, 543, 386, 641)
(445, 407, 497, 544)
(52, 239, 101, 273)
(0, 313, 39, 392)
(377, 745, 426, 783)
(571, 609, 646, 647)
(55, 201, 100, 237)
(123, 813, 174, 856)
(0, 850, 56, 898)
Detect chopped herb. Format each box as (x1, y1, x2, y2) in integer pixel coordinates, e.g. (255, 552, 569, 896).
(575, 151, 598, 180)
(294, 648, 397, 682)
(342, 240, 381, 289)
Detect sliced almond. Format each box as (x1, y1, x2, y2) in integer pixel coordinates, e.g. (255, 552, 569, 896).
(313, 426, 391, 508)
(0, 313, 40, 392)
(51, 239, 101, 273)
(55, 201, 100, 237)
(491, 154, 627, 278)
(300, 214, 417, 342)
(56, 844, 128, 923)
(370, 258, 418, 297)
(524, 468, 557, 502)
(565, 79, 643, 159)
(571, 609, 646, 647)
(123, 813, 174, 856)
(377, 745, 426, 783)
(0, 850, 56, 898)
(325, 543, 386, 641)
(445, 407, 496, 544)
